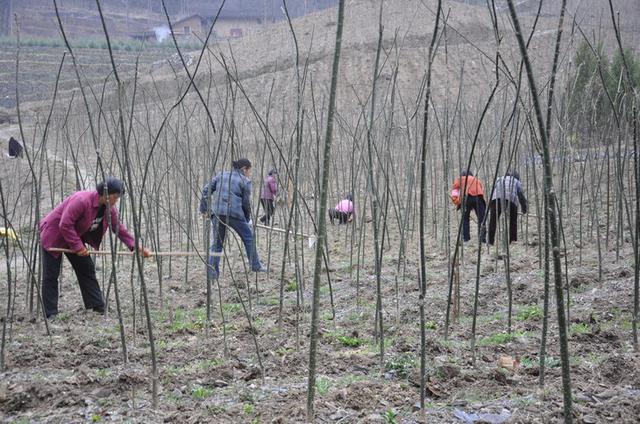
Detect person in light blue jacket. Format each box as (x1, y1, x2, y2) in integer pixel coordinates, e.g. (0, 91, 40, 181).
(200, 158, 267, 278)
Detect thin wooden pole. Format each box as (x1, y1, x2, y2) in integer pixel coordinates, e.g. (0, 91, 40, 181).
(254, 224, 316, 249)
(47, 248, 223, 257)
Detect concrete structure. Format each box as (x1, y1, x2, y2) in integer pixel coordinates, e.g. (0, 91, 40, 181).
(212, 13, 267, 38)
(172, 14, 208, 38)
(131, 30, 157, 43)
(147, 12, 269, 42)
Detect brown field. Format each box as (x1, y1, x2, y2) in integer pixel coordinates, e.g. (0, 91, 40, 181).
(1, 0, 640, 423)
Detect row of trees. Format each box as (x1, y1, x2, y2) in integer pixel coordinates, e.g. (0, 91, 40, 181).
(570, 40, 640, 133)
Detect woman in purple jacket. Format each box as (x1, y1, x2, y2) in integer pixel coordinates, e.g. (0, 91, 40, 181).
(39, 177, 149, 319)
(259, 169, 278, 225)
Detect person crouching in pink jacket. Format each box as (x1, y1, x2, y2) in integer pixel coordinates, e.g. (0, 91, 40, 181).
(39, 177, 149, 319)
(329, 194, 355, 224)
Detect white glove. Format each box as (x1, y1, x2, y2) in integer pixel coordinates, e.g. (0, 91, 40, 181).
(248, 219, 253, 226)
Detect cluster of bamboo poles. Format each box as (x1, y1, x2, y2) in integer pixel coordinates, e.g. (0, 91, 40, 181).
(0, 1, 638, 422)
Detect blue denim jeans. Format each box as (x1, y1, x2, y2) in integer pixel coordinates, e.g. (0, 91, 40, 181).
(209, 215, 261, 278)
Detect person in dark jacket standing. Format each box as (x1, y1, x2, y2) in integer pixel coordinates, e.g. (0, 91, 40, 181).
(259, 169, 277, 225)
(488, 171, 528, 245)
(39, 177, 150, 319)
(451, 170, 486, 243)
(200, 158, 267, 279)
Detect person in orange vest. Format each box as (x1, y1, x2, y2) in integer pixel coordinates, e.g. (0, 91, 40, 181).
(451, 170, 486, 243)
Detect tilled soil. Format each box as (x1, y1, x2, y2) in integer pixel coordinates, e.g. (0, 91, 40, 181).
(1, 228, 639, 423)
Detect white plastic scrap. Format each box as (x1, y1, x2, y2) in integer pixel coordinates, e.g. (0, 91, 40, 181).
(453, 408, 511, 424)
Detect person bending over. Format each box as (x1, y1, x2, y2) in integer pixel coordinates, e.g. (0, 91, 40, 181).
(200, 158, 267, 279)
(329, 194, 355, 225)
(451, 170, 486, 243)
(488, 171, 528, 245)
(40, 177, 150, 319)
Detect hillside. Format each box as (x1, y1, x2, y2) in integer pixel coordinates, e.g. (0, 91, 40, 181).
(3, 0, 638, 113)
(2, 0, 339, 39)
(1, 0, 640, 423)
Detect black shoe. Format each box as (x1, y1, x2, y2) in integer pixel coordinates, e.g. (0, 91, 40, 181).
(92, 306, 105, 314)
(46, 313, 58, 320)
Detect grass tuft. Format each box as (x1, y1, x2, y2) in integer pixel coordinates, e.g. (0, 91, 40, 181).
(520, 355, 560, 368)
(477, 331, 526, 346)
(285, 280, 298, 292)
(336, 335, 365, 347)
(316, 376, 331, 395)
(516, 305, 543, 321)
(570, 323, 591, 335)
(383, 409, 398, 424)
(191, 384, 214, 399)
(385, 353, 417, 378)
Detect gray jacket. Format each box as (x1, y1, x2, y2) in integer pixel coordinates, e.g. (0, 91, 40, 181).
(200, 169, 252, 221)
(491, 175, 528, 213)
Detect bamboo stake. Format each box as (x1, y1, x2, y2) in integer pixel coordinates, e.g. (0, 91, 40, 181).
(307, 0, 345, 418)
(504, 1, 573, 421)
(254, 223, 316, 247)
(47, 248, 222, 257)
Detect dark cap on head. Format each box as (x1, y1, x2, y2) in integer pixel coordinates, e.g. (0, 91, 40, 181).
(508, 171, 521, 181)
(233, 158, 252, 169)
(461, 169, 473, 177)
(268, 168, 277, 175)
(96, 177, 125, 196)
(346, 193, 353, 201)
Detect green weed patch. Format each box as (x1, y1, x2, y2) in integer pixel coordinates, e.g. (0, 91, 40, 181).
(336, 335, 365, 347)
(477, 331, 526, 346)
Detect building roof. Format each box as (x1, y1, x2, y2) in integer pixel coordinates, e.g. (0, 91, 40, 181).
(173, 11, 264, 26)
(173, 14, 208, 26)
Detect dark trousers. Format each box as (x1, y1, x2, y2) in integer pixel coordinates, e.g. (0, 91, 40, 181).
(259, 199, 275, 225)
(41, 248, 104, 318)
(209, 215, 261, 278)
(488, 199, 519, 245)
(461, 195, 486, 242)
(329, 209, 351, 224)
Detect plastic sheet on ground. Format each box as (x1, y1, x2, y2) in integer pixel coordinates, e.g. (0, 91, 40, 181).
(453, 408, 511, 424)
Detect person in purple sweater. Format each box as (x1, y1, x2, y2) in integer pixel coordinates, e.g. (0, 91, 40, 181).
(259, 169, 278, 225)
(39, 177, 149, 319)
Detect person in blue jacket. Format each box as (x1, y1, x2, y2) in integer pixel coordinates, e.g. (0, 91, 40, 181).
(200, 158, 267, 278)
